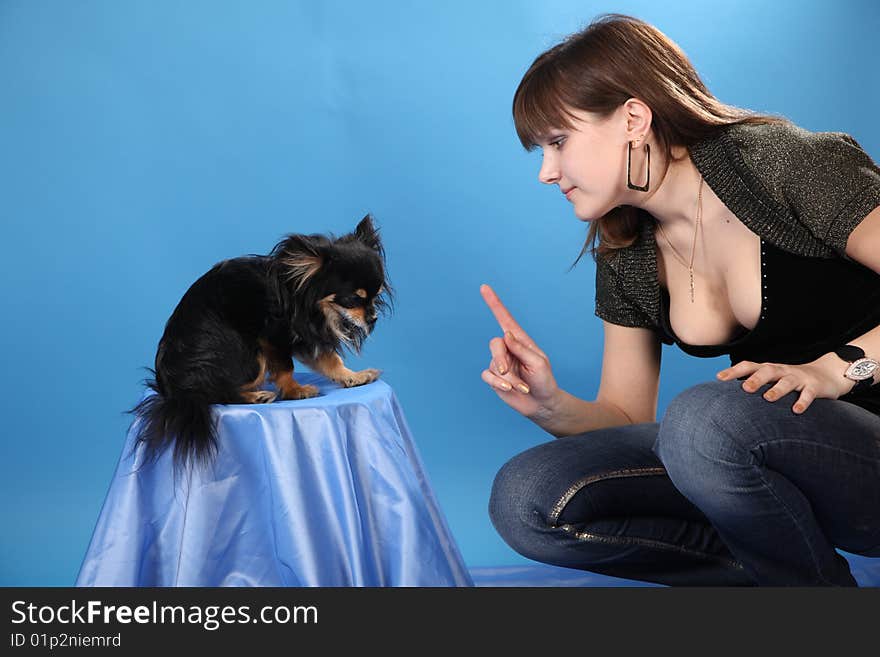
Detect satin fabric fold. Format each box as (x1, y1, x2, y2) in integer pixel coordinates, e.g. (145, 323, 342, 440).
(76, 374, 473, 587)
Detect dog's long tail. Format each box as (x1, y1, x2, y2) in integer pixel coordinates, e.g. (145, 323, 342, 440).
(129, 372, 217, 468)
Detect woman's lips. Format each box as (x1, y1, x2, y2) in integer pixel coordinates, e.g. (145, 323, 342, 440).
(564, 187, 575, 200)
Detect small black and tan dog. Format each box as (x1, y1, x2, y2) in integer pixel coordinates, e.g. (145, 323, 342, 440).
(131, 214, 392, 467)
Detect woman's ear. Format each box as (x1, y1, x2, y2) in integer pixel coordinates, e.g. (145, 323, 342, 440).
(622, 98, 653, 143)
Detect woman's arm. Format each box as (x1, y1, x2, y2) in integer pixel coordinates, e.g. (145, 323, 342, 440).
(814, 204, 880, 384)
(845, 204, 880, 272)
(817, 203, 880, 383)
(536, 321, 661, 438)
(481, 285, 662, 437)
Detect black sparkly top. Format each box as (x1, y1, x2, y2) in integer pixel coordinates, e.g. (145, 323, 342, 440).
(593, 121, 880, 414)
(657, 238, 880, 415)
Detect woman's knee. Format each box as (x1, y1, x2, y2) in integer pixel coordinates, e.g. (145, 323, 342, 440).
(489, 435, 613, 556)
(489, 425, 661, 558)
(488, 447, 547, 550)
(655, 380, 760, 500)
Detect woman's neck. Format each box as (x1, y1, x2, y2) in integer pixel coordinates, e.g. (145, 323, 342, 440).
(629, 145, 704, 231)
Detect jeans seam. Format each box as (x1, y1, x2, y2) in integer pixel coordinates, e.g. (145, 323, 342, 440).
(557, 524, 745, 570)
(751, 438, 880, 468)
(548, 467, 668, 526)
(749, 462, 838, 585)
(705, 414, 838, 585)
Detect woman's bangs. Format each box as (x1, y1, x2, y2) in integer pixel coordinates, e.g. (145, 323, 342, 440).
(513, 65, 579, 151)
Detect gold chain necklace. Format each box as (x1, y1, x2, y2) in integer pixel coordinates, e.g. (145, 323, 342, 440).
(655, 176, 703, 303)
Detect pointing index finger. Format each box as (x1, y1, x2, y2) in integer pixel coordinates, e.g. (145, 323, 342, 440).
(480, 284, 545, 356)
(480, 283, 524, 336)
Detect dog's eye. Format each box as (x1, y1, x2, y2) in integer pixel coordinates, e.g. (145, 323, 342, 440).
(335, 294, 362, 308)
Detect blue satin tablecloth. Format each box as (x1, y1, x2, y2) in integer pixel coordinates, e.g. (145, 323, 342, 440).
(77, 373, 473, 587)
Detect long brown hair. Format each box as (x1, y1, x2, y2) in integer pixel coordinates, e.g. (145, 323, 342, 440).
(512, 13, 787, 265)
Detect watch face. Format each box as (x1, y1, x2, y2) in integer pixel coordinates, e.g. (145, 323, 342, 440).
(846, 358, 879, 381)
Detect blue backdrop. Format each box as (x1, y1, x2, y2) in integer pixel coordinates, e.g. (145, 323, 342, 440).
(1, 0, 878, 585)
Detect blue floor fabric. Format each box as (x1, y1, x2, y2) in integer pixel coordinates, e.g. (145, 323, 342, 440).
(469, 563, 662, 587)
(469, 551, 880, 587)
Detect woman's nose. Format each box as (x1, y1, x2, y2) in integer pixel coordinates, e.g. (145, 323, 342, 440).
(538, 153, 560, 185)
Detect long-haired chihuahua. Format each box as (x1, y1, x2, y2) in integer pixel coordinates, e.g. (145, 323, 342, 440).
(131, 214, 392, 467)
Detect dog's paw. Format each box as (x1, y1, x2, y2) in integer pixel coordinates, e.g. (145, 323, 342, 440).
(245, 390, 277, 404)
(285, 384, 320, 400)
(341, 368, 381, 388)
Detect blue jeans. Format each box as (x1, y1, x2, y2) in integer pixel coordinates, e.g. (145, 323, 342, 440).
(489, 379, 880, 586)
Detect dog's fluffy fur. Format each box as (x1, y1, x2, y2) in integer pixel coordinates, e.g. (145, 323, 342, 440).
(131, 214, 392, 468)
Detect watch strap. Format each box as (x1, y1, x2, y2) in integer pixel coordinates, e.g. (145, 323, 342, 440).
(851, 376, 873, 393)
(835, 344, 875, 393)
(834, 344, 865, 362)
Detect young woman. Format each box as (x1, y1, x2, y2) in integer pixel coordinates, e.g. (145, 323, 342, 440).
(482, 14, 880, 586)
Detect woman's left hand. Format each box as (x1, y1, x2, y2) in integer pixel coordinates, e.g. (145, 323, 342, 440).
(716, 352, 855, 414)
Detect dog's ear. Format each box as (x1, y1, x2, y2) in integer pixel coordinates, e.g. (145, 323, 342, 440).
(272, 235, 326, 291)
(354, 214, 381, 252)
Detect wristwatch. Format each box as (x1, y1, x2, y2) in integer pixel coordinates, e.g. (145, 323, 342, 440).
(833, 344, 880, 393)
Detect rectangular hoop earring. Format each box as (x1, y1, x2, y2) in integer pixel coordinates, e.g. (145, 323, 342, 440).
(627, 142, 650, 192)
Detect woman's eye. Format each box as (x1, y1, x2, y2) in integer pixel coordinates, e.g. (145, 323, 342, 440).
(549, 137, 565, 149)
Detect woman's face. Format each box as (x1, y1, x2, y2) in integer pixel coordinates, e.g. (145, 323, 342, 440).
(536, 106, 634, 221)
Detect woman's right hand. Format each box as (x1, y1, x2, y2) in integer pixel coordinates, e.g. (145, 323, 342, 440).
(480, 283, 562, 420)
